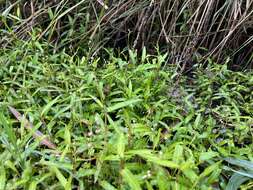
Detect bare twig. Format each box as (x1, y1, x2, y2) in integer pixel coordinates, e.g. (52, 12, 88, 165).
(96, 0, 108, 10)
(8, 106, 57, 150)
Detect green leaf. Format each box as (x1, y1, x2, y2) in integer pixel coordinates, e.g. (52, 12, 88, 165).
(89, 95, 104, 108)
(121, 168, 141, 190)
(100, 181, 118, 190)
(173, 144, 184, 164)
(0, 166, 6, 190)
(230, 169, 253, 179)
(225, 158, 253, 171)
(107, 99, 142, 112)
(153, 129, 161, 150)
(199, 151, 218, 161)
(107, 115, 121, 134)
(117, 133, 125, 158)
(129, 49, 137, 64)
(127, 150, 179, 169)
(141, 46, 147, 63)
(77, 169, 96, 178)
(64, 125, 71, 145)
(199, 162, 221, 179)
(28, 181, 37, 190)
(50, 166, 67, 187)
(146, 181, 154, 190)
(0, 112, 16, 145)
(194, 113, 202, 128)
(65, 177, 72, 190)
(225, 173, 250, 190)
(182, 168, 198, 183)
(41, 96, 60, 116)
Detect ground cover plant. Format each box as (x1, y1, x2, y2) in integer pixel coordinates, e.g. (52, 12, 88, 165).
(0, 40, 253, 189)
(1, 0, 253, 189)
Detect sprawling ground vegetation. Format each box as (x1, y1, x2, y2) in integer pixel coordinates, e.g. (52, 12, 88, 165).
(1, 0, 253, 67)
(0, 0, 253, 189)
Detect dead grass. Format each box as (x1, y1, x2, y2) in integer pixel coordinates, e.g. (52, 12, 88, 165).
(1, 0, 253, 68)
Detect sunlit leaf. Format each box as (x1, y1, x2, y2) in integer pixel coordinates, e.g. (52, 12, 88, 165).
(121, 168, 141, 190)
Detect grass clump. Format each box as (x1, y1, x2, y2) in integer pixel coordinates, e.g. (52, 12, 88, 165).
(0, 40, 253, 189)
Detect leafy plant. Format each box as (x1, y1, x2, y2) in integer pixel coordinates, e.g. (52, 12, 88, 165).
(225, 158, 253, 190)
(0, 38, 252, 189)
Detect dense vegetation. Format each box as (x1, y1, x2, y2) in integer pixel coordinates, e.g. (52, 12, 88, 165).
(0, 0, 253, 190)
(0, 39, 253, 190)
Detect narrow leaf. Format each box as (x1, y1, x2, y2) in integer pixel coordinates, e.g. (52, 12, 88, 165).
(0, 166, 6, 190)
(41, 96, 60, 116)
(100, 181, 117, 190)
(121, 168, 141, 190)
(51, 166, 67, 187)
(225, 158, 253, 171)
(117, 133, 125, 158)
(107, 99, 142, 112)
(225, 173, 250, 190)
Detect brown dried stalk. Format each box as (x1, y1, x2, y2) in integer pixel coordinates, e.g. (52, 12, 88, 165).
(8, 106, 57, 150)
(96, 0, 109, 10)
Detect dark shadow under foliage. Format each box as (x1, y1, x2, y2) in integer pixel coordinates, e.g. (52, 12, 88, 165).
(1, 0, 253, 69)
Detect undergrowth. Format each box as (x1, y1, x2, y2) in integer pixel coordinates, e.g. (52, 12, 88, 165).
(0, 40, 252, 189)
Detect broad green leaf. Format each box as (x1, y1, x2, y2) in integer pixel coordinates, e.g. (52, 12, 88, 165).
(107, 99, 142, 112)
(64, 125, 71, 145)
(65, 177, 72, 190)
(117, 133, 125, 158)
(225, 173, 250, 190)
(41, 160, 73, 170)
(230, 169, 253, 179)
(103, 155, 120, 161)
(173, 144, 184, 164)
(121, 168, 141, 190)
(132, 123, 152, 135)
(225, 158, 253, 171)
(127, 150, 179, 168)
(157, 168, 170, 190)
(77, 169, 96, 178)
(207, 168, 222, 184)
(199, 151, 218, 161)
(182, 169, 198, 183)
(0, 166, 6, 190)
(194, 113, 202, 128)
(100, 181, 118, 190)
